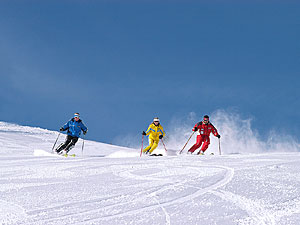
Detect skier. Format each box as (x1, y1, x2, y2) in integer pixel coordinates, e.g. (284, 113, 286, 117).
(187, 115, 220, 155)
(142, 117, 165, 155)
(55, 113, 88, 155)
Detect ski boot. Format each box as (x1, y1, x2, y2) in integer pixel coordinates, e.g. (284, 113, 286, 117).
(54, 149, 63, 155)
(197, 151, 204, 155)
(143, 150, 150, 155)
(62, 150, 68, 157)
(56, 149, 68, 157)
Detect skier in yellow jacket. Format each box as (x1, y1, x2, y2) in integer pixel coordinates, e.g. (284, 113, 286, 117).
(142, 117, 165, 154)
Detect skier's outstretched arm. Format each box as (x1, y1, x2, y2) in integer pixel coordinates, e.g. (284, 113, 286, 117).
(60, 121, 70, 131)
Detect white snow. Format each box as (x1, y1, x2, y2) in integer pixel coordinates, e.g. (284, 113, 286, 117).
(1, 121, 300, 225)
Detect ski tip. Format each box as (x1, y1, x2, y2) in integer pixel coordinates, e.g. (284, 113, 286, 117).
(63, 154, 76, 157)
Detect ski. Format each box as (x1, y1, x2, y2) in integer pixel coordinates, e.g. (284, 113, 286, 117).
(196, 152, 215, 156)
(34, 149, 76, 157)
(53, 151, 76, 157)
(149, 154, 163, 156)
(61, 153, 76, 157)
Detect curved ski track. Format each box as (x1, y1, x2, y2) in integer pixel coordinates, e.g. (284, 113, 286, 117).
(19, 155, 300, 225)
(73, 163, 235, 224)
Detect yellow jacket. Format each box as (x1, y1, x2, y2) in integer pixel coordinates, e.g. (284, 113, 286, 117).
(146, 123, 165, 140)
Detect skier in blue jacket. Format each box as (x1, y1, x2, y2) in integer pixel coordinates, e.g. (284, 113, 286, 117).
(55, 113, 88, 155)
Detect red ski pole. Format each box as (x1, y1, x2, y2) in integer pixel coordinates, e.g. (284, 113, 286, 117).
(179, 131, 195, 154)
(140, 135, 144, 157)
(161, 139, 167, 153)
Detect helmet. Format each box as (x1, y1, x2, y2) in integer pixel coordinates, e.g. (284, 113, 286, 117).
(74, 113, 80, 118)
(203, 115, 209, 120)
(153, 117, 160, 122)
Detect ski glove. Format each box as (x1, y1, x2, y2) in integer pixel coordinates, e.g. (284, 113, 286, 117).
(159, 135, 163, 139)
(193, 127, 198, 132)
(59, 127, 64, 131)
(83, 130, 87, 135)
(142, 131, 146, 136)
(216, 134, 221, 138)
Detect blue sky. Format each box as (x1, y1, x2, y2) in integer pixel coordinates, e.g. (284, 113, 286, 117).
(0, 1, 299, 145)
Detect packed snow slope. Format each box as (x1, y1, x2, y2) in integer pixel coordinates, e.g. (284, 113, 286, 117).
(1, 121, 300, 225)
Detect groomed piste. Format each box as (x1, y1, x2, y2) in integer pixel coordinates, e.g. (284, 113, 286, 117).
(1, 121, 300, 225)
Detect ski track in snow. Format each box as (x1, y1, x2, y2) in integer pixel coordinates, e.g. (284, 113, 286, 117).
(22, 156, 300, 225)
(2, 154, 300, 225)
(7, 157, 234, 225)
(152, 194, 171, 225)
(68, 164, 235, 224)
(211, 188, 300, 225)
(211, 190, 276, 225)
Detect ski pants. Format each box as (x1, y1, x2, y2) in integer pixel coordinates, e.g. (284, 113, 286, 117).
(188, 135, 210, 153)
(56, 135, 79, 153)
(143, 137, 159, 154)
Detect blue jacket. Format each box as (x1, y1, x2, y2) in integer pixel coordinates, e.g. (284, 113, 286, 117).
(62, 118, 88, 138)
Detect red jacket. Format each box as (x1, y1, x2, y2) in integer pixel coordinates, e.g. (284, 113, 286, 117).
(193, 121, 219, 137)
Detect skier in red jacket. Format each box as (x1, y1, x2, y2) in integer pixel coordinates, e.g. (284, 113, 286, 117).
(188, 115, 220, 155)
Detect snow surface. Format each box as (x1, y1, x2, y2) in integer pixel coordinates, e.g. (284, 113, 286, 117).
(1, 121, 300, 225)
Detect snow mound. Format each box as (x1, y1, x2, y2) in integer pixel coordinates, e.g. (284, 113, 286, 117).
(107, 150, 140, 158)
(33, 149, 61, 157)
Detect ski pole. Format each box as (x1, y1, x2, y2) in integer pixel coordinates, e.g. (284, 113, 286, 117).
(179, 131, 195, 154)
(51, 132, 61, 153)
(82, 134, 85, 156)
(140, 135, 144, 157)
(218, 138, 221, 155)
(161, 139, 167, 153)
